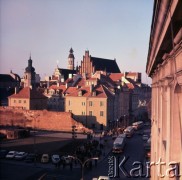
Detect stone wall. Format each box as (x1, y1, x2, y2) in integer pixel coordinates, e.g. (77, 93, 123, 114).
(0, 107, 90, 132)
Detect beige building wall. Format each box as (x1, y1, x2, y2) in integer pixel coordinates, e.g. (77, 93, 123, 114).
(8, 98, 30, 110)
(65, 96, 109, 129)
(8, 97, 47, 110)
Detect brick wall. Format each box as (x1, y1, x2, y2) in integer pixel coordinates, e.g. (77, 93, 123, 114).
(0, 107, 90, 132)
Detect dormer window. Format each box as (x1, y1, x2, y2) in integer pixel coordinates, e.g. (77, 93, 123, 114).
(92, 91, 96, 96)
(78, 90, 82, 96)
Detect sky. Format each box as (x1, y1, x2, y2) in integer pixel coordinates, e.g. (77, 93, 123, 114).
(0, 0, 153, 84)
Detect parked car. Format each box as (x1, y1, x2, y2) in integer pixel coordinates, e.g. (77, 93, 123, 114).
(41, 154, 49, 163)
(61, 156, 72, 165)
(6, 151, 17, 159)
(14, 152, 27, 160)
(51, 154, 60, 164)
(25, 153, 36, 163)
(0, 149, 8, 159)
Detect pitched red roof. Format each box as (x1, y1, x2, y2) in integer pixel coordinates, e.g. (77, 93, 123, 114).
(9, 87, 47, 99)
(49, 85, 67, 92)
(109, 73, 123, 82)
(64, 87, 78, 95)
(126, 83, 135, 89)
(76, 78, 85, 87)
(66, 84, 114, 98)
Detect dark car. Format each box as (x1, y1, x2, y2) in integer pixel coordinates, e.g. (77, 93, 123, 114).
(25, 153, 36, 163)
(0, 150, 8, 159)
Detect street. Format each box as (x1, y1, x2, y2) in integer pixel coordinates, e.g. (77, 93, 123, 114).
(84, 129, 149, 180)
(0, 127, 150, 180)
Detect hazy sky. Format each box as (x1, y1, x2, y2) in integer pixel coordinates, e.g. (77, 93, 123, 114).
(0, 0, 153, 84)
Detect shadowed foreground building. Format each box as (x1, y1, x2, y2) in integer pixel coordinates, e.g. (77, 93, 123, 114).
(146, 0, 182, 179)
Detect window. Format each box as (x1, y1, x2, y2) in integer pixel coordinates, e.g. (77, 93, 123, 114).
(100, 111, 104, 116)
(24, 100, 26, 103)
(89, 101, 93, 106)
(89, 111, 93, 116)
(78, 90, 82, 96)
(68, 100, 71, 106)
(100, 101, 104, 106)
(14, 100, 16, 103)
(82, 111, 85, 115)
(19, 100, 21, 103)
(82, 102, 85, 106)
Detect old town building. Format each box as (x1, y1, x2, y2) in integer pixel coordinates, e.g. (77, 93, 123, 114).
(44, 48, 77, 85)
(8, 87, 47, 110)
(109, 72, 151, 125)
(8, 56, 47, 110)
(146, 0, 182, 179)
(44, 84, 66, 111)
(65, 83, 115, 130)
(79, 50, 121, 78)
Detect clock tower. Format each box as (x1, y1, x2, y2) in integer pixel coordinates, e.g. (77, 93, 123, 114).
(24, 55, 36, 88)
(67, 48, 75, 70)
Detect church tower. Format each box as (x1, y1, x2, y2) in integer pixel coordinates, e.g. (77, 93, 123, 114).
(24, 55, 36, 88)
(67, 48, 75, 70)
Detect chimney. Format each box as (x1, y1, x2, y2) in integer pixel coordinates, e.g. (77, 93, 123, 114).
(15, 87, 19, 94)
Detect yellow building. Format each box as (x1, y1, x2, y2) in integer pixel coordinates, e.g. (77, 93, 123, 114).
(146, 0, 182, 179)
(8, 87, 47, 110)
(65, 84, 115, 130)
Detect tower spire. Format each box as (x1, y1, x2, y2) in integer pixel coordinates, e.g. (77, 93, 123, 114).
(29, 52, 31, 60)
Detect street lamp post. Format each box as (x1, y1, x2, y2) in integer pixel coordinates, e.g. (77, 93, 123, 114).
(68, 155, 98, 180)
(30, 114, 40, 165)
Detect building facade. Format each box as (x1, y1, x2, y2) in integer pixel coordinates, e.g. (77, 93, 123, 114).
(8, 87, 47, 110)
(65, 82, 115, 130)
(146, 0, 182, 179)
(79, 50, 121, 78)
